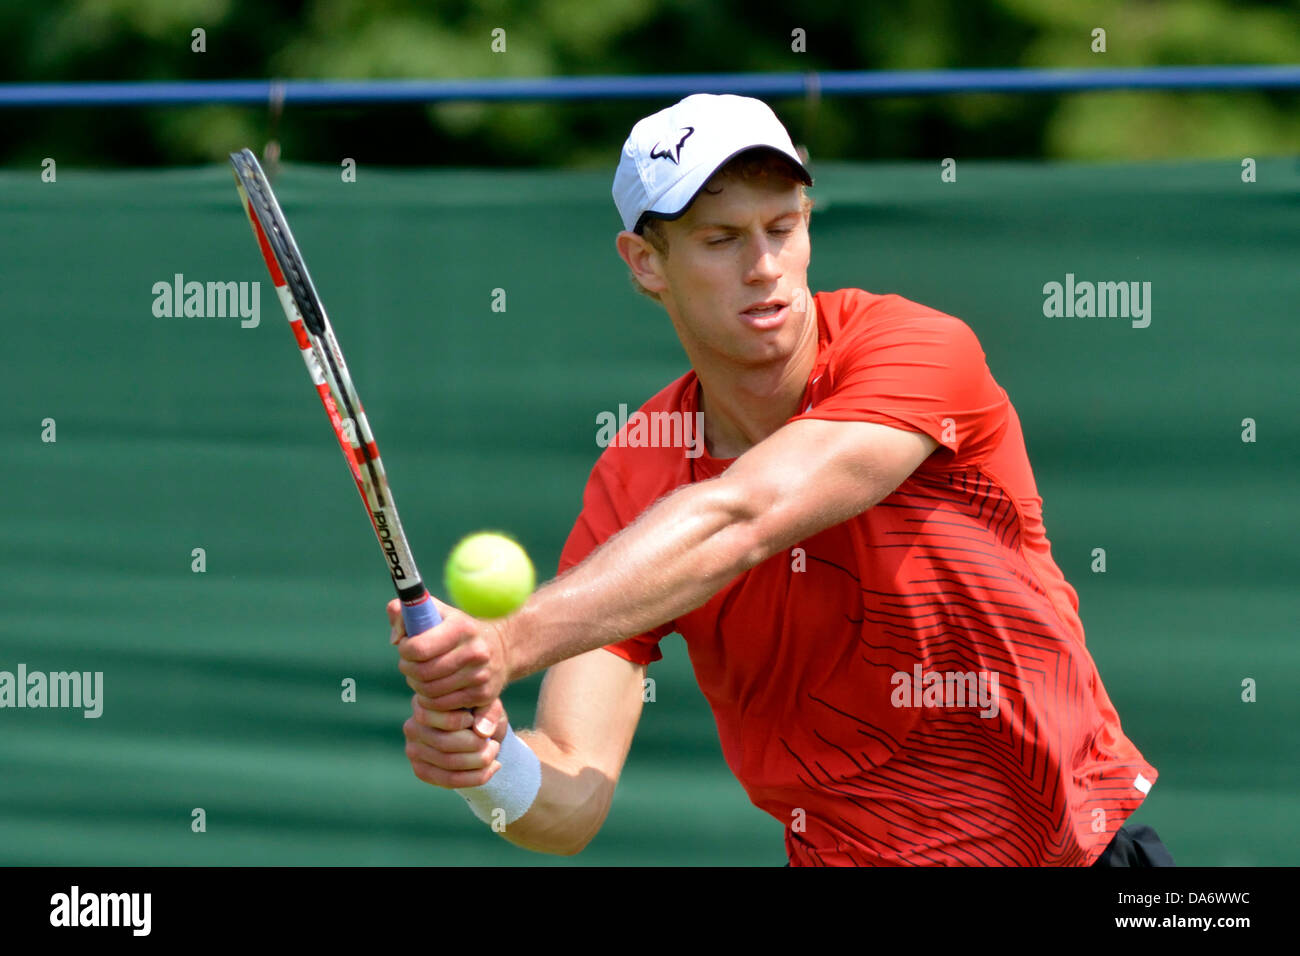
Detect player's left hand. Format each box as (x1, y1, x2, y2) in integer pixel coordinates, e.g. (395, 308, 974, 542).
(388, 597, 509, 711)
(403, 694, 508, 789)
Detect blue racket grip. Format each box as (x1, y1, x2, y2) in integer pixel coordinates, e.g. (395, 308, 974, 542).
(401, 590, 443, 638)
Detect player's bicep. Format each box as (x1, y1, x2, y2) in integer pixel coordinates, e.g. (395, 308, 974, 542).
(724, 417, 938, 554)
(531, 647, 645, 786)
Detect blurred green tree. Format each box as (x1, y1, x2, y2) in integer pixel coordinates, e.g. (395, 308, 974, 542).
(0, 0, 1295, 166)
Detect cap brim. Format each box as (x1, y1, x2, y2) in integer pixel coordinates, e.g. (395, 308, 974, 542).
(635, 145, 813, 233)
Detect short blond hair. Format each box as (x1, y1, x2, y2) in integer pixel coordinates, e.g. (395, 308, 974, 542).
(628, 149, 813, 301)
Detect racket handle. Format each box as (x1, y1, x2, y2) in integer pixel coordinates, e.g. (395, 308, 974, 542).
(400, 589, 474, 718)
(401, 590, 443, 637)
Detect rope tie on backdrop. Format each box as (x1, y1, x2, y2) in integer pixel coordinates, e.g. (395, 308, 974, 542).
(265, 78, 287, 177)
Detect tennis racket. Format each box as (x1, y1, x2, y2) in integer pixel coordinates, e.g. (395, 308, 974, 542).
(229, 148, 442, 641)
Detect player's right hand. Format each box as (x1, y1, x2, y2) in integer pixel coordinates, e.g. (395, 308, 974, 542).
(403, 694, 509, 789)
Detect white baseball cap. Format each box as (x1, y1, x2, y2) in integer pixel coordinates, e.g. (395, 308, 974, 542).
(612, 93, 812, 233)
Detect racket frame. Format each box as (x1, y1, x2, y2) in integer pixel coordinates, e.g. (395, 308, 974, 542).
(229, 148, 442, 635)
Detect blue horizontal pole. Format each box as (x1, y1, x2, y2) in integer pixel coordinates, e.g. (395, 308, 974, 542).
(0, 66, 1297, 108)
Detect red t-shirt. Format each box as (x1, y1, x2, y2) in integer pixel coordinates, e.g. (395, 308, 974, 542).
(558, 288, 1158, 866)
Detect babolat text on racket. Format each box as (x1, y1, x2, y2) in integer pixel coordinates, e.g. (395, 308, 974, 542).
(229, 148, 442, 639)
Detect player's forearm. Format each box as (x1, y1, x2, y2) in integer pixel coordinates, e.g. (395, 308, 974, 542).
(494, 728, 614, 856)
(504, 478, 770, 681)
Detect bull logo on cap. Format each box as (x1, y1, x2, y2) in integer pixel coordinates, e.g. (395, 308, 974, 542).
(649, 126, 694, 165)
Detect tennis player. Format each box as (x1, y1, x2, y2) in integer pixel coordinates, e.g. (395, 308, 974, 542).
(392, 93, 1171, 866)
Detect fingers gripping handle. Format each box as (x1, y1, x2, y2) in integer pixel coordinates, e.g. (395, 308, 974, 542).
(401, 590, 443, 637)
(399, 590, 475, 718)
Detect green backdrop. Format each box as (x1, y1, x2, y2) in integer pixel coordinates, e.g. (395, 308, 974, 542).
(1, 157, 1296, 865)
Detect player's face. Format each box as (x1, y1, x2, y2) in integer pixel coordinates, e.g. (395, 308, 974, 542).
(658, 175, 812, 370)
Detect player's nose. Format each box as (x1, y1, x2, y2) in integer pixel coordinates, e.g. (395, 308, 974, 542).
(745, 240, 782, 282)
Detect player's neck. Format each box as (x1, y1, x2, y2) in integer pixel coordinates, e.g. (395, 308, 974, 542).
(693, 297, 819, 460)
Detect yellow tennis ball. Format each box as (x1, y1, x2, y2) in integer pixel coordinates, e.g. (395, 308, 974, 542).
(444, 532, 536, 619)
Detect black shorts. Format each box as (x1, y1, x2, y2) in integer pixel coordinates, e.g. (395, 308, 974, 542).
(1090, 824, 1176, 867)
(781, 824, 1176, 866)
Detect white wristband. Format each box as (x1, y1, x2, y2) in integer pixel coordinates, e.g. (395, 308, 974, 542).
(458, 723, 542, 826)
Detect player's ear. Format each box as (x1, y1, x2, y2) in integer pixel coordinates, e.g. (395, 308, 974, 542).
(616, 230, 667, 295)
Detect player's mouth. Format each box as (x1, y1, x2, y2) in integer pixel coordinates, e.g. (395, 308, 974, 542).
(739, 299, 788, 330)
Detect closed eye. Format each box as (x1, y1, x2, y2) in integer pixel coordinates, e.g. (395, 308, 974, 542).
(707, 227, 792, 246)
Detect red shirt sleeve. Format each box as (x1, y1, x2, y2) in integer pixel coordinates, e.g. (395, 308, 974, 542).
(791, 309, 1008, 467)
(557, 454, 673, 666)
